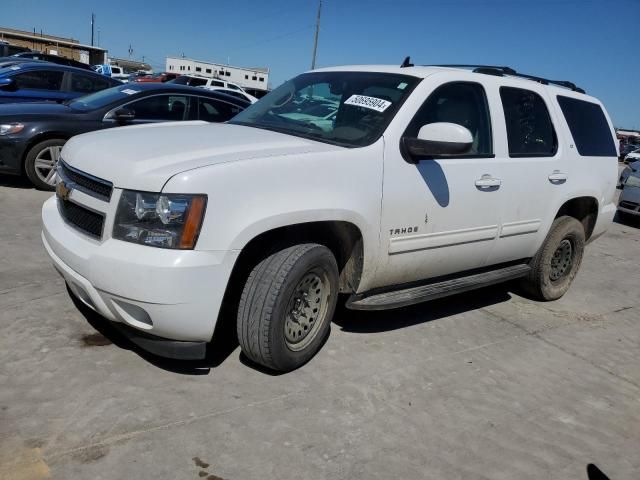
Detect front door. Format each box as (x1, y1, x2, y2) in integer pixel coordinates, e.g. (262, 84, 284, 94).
(375, 78, 504, 289)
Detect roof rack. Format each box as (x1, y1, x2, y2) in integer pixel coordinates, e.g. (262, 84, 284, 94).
(429, 64, 585, 94)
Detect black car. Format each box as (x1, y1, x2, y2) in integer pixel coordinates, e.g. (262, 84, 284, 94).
(10, 52, 94, 71)
(0, 83, 249, 189)
(0, 62, 121, 104)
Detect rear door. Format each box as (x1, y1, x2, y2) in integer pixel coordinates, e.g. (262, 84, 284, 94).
(485, 84, 568, 265)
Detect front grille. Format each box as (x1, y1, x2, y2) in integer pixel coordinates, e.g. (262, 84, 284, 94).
(58, 198, 105, 239)
(619, 201, 639, 211)
(58, 160, 113, 201)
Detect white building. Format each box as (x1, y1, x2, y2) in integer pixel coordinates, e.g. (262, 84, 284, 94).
(166, 56, 269, 93)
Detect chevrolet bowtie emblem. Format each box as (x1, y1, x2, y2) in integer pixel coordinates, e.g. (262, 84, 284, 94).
(56, 181, 72, 201)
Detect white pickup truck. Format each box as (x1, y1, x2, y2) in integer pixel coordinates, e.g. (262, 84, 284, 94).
(42, 63, 618, 371)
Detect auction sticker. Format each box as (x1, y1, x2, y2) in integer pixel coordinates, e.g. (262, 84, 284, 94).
(121, 89, 138, 95)
(344, 95, 391, 112)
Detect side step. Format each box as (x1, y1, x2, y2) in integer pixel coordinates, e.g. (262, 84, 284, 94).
(347, 264, 531, 311)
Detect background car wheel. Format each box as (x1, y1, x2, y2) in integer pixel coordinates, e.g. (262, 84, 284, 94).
(237, 243, 339, 372)
(520, 215, 585, 301)
(24, 139, 66, 190)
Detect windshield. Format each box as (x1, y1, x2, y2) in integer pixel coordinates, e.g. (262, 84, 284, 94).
(67, 84, 143, 110)
(626, 172, 640, 188)
(229, 71, 420, 147)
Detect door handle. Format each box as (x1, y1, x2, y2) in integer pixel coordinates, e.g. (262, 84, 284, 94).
(475, 174, 502, 189)
(548, 171, 568, 184)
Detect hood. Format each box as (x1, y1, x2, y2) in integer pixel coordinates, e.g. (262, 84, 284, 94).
(62, 122, 343, 192)
(0, 101, 73, 119)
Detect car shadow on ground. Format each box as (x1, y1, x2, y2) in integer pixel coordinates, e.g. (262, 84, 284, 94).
(0, 174, 33, 189)
(72, 282, 515, 375)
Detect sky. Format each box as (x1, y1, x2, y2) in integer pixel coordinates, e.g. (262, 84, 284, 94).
(3, 0, 639, 127)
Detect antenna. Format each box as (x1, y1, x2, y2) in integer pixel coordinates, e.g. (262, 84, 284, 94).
(400, 56, 413, 68)
(310, 0, 322, 70)
(91, 13, 95, 46)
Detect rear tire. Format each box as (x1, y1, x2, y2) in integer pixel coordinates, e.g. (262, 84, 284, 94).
(24, 139, 66, 191)
(520, 216, 585, 301)
(237, 244, 339, 372)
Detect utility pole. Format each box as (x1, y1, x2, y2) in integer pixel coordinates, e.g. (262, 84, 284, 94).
(91, 13, 95, 46)
(310, 0, 322, 70)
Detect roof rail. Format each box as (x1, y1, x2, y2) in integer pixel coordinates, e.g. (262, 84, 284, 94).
(428, 64, 585, 94)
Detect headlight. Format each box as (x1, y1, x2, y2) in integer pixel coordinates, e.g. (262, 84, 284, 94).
(113, 190, 207, 249)
(0, 123, 24, 135)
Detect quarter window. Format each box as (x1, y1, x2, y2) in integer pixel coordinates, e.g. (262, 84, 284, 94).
(13, 70, 64, 91)
(500, 87, 556, 157)
(405, 82, 493, 156)
(556, 96, 616, 157)
(197, 98, 241, 122)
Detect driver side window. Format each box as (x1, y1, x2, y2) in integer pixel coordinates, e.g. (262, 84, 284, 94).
(406, 82, 493, 156)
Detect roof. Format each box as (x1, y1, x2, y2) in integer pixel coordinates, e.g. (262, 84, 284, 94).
(311, 64, 592, 98)
(0, 61, 110, 76)
(117, 82, 250, 105)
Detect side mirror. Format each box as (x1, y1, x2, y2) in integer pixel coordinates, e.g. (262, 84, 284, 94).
(113, 108, 135, 123)
(0, 78, 17, 91)
(402, 122, 473, 163)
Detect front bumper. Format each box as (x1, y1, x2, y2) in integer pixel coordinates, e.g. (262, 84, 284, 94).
(0, 135, 28, 174)
(42, 195, 239, 347)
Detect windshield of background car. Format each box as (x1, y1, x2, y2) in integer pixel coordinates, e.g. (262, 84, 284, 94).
(625, 172, 640, 188)
(67, 85, 144, 110)
(229, 71, 420, 147)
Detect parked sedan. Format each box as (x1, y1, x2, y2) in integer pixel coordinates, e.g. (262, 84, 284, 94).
(0, 62, 120, 104)
(0, 83, 249, 189)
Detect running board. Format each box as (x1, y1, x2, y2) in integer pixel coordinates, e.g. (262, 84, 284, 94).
(347, 264, 531, 311)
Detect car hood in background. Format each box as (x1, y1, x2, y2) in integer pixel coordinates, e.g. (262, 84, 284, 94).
(61, 122, 343, 192)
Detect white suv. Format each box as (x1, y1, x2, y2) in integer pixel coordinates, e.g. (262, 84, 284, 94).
(42, 63, 618, 371)
(172, 74, 246, 92)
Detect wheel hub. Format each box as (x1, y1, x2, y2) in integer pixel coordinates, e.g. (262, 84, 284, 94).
(550, 239, 573, 281)
(284, 272, 327, 350)
(34, 145, 62, 186)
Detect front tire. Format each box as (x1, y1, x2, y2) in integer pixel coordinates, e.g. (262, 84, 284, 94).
(24, 139, 66, 191)
(237, 244, 339, 372)
(521, 216, 585, 301)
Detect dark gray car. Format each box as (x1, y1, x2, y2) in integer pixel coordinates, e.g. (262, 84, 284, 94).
(618, 171, 640, 221)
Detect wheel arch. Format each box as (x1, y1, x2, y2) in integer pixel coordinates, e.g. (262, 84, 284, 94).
(20, 131, 71, 173)
(555, 196, 599, 240)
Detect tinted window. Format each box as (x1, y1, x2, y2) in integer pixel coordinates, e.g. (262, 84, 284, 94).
(557, 96, 616, 157)
(188, 77, 207, 87)
(500, 87, 556, 157)
(211, 80, 224, 87)
(405, 82, 493, 156)
(198, 98, 242, 122)
(13, 70, 64, 91)
(129, 95, 188, 121)
(71, 73, 110, 93)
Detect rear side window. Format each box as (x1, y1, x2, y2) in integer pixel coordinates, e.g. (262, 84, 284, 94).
(188, 77, 207, 87)
(500, 87, 556, 157)
(198, 98, 242, 122)
(557, 96, 616, 157)
(71, 73, 111, 93)
(13, 70, 64, 91)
